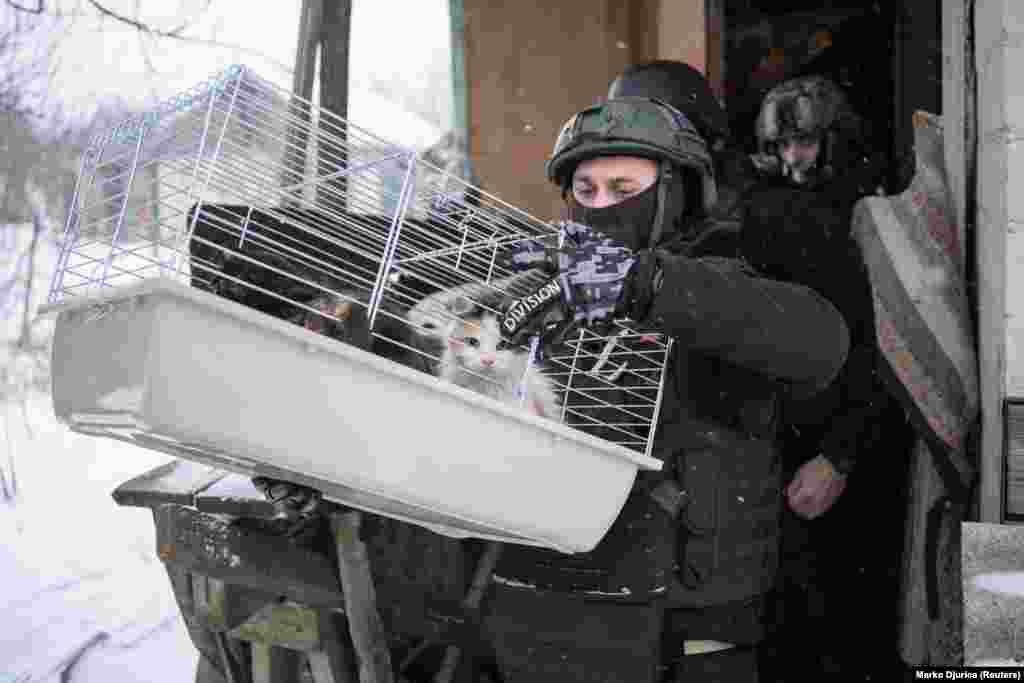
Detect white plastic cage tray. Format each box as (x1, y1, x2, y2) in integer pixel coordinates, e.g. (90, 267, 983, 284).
(47, 278, 662, 553)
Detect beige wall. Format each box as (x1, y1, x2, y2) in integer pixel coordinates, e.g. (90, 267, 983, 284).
(657, 0, 706, 74)
(461, 0, 705, 221)
(463, 1, 642, 221)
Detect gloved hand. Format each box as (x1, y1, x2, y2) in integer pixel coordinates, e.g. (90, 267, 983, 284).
(501, 222, 636, 345)
(499, 277, 574, 347)
(615, 248, 665, 323)
(506, 236, 560, 275)
(251, 476, 324, 521)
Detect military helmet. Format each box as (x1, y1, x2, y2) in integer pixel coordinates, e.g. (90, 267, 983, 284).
(545, 97, 717, 216)
(753, 76, 863, 183)
(607, 60, 730, 147)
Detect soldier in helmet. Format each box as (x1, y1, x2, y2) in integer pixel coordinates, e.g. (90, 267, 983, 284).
(741, 76, 915, 679)
(750, 75, 885, 195)
(491, 96, 850, 682)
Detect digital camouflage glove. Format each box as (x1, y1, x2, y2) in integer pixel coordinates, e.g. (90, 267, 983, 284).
(501, 222, 636, 345)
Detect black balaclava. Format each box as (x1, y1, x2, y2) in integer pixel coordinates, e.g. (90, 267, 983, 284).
(566, 162, 691, 252)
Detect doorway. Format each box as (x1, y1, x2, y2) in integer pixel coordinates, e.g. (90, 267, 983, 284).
(721, 0, 942, 194)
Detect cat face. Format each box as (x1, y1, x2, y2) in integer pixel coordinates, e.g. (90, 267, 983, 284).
(445, 314, 512, 374)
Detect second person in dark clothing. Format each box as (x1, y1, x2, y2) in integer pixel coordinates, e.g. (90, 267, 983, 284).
(741, 75, 916, 681)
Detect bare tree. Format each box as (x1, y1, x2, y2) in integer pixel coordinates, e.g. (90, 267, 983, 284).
(0, 4, 62, 117)
(3, 0, 209, 36)
(3, 0, 294, 79)
(0, 1, 227, 503)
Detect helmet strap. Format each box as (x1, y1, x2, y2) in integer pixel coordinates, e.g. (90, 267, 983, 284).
(647, 160, 673, 248)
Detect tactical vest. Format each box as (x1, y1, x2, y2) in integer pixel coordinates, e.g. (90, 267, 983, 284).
(494, 340, 784, 617)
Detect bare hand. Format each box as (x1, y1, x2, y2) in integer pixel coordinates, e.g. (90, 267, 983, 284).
(786, 455, 847, 520)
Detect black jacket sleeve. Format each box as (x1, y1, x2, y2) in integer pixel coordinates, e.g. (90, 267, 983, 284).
(741, 180, 890, 473)
(785, 344, 891, 475)
(642, 252, 849, 394)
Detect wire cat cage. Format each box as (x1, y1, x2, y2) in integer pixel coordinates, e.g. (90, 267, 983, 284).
(44, 64, 671, 553)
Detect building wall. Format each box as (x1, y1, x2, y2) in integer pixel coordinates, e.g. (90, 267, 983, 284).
(657, 1, 706, 73)
(461, 0, 704, 221)
(975, 0, 1024, 521)
(995, 2, 1024, 401)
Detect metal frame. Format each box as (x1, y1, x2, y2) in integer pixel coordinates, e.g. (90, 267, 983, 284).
(46, 63, 672, 461)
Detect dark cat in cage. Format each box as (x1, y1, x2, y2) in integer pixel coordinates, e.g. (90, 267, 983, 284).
(294, 286, 438, 373)
(187, 203, 446, 371)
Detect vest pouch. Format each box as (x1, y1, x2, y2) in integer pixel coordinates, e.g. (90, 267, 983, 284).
(669, 423, 784, 609)
(492, 335, 679, 602)
(494, 485, 677, 602)
(677, 447, 721, 592)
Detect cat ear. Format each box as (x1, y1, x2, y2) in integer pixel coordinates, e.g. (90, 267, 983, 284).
(449, 296, 477, 317)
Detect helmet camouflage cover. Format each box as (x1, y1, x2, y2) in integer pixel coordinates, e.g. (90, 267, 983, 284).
(546, 97, 717, 216)
(607, 60, 731, 146)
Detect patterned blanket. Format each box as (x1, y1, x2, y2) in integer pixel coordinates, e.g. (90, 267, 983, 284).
(851, 110, 979, 495)
(851, 110, 979, 665)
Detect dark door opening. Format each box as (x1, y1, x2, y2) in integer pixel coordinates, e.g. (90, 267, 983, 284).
(722, 0, 941, 194)
(718, 2, 948, 677)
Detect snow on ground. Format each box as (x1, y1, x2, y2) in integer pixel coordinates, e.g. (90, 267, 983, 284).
(963, 522, 1024, 666)
(1, 226, 197, 682)
(0, 1, 458, 677)
(0, 396, 197, 683)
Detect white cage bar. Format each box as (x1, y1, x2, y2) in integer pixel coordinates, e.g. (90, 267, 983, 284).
(43, 65, 672, 551)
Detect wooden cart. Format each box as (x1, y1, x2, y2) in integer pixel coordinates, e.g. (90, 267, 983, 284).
(113, 459, 501, 683)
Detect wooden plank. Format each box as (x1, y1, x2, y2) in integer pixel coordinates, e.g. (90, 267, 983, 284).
(704, 0, 726, 98)
(291, 0, 320, 100)
(974, 0, 1010, 524)
(195, 655, 230, 683)
(317, 0, 352, 204)
(942, 0, 968, 262)
(214, 631, 250, 683)
(1005, 228, 1024, 397)
(251, 643, 302, 683)
(164, 563, 228, 670)
(433, 542, 503, 683)
(899, 440, 965, 666)
(448, 0, 470, 159)
(192, 575, 276, 633)
(166, 564, 259, 681)
(306, 609, 358, 683)
(281, 0, 322, 197)
(156, 504, 346, 609)
(1003, 403, 1024, 516)
(230, 602, 322, 652)
(331, 510, 394, 683)
(627, 0, 658, 66)
(112, 459, 227, 509)
(195, 475, 278, 519)
(1005, 403, 1024, 517)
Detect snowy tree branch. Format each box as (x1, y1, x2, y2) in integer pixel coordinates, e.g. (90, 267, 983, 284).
(86, 0, 208, 38)
(4, 0, 43, 14)
(16, 206, 42, 347)
(5, 0, 215, 39)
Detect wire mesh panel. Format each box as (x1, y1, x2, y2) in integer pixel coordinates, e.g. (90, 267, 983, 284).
(48, 64, 672, 459)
